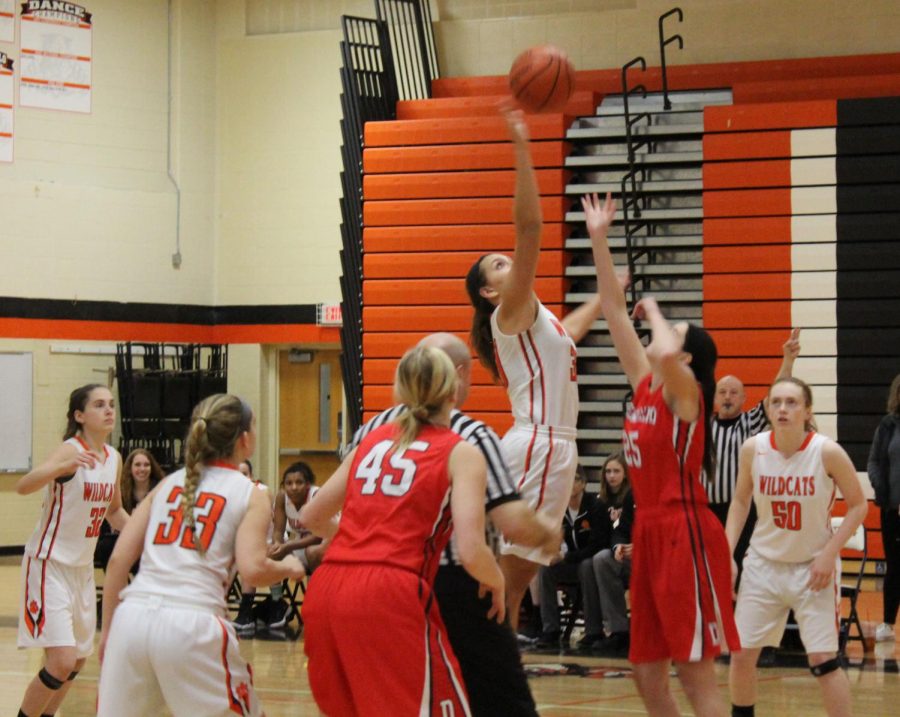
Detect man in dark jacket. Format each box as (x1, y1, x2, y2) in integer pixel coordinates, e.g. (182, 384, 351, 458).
(534, 467, 607, 647)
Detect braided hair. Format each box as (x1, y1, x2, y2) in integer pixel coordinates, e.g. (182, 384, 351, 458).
(393, 346, 458, 449)
(182, 394, 253, 553)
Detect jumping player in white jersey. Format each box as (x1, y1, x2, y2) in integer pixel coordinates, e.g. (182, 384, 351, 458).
(97, 394, 305, 717)
(465, 108, 618, 628)
(726, 377, 868, 717)
(15, 383, 129, 717)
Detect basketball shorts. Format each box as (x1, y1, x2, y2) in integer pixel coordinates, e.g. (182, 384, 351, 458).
(304, 563, 470, 717)
(97, 597, 261, 716)
(735, 549, 840, 653)
(18, 556, 95, 658)
(629, 505, 740, 663)
(499, 424, 578, 565)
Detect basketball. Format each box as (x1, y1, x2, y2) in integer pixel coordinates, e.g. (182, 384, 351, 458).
(508, 44, 575, 113)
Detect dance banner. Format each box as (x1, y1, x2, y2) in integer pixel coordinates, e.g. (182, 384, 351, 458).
(0, 1, 14, 43)
(0, 52, 12, 162)
(19, 1, 92, 113)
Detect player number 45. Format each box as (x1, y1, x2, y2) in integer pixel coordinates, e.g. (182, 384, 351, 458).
(355, 439, 429, 497)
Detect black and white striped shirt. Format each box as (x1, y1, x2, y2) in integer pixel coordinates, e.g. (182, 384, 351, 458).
(707, 400, 768, 504)
(348, 406, 520, 565)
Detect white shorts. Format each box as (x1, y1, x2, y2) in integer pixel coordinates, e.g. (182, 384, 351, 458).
(735, 549, 841, 653)
(98, 597, 262, 717)
(18, 556, 95, 658)
(499, 424, 578, 565)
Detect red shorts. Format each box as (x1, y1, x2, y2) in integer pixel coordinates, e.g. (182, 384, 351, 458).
(629, 505, 740, 663)
(303, 562, 470, 717)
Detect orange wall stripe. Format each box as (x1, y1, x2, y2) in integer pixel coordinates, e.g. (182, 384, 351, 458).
(363, 169, 569, 200)
(363, 141, 568, 173)
(705, 245, 791, 273)
(0, 318, 339, 345)
(717, 358, 794, 386)
(703, 131, 791, 160)
(362, 304, 565, 332)
(365, 114, 571, 146)
(703, 188, 791, 217)
(708, 329, 795, 357)
(363, 250, 567, 280)
(703, 217, 792, 245)
(705, 100, 836, 132)
(704, 302, 791, 329)
(703, 159, 791, 190)
(363, 197, 569, 226)
(362, 278, 566, 306)
(363, 223, 569, 253)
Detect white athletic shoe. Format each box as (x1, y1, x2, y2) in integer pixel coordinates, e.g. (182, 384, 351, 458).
(874, 622, 896, 642)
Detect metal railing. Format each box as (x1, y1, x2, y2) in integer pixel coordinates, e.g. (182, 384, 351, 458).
(658, 8, 684, 111)
(376, 0, 439, 100)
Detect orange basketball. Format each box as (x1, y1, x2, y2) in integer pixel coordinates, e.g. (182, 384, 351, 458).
(509, 45, 575, 113)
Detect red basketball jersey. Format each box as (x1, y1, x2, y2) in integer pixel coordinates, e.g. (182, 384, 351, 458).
(326, 422, 462, 583)
(623, 374, 708, 509)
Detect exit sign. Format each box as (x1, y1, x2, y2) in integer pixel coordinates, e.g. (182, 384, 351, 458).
(317, 303, 343, 326)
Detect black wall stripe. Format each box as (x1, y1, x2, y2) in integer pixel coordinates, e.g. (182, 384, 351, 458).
(835, 100, 900, 469)
(0, 297, 318, 325)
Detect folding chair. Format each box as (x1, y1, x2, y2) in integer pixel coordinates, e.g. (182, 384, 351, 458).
(283, 576, 306, 629)
(557, 581, 583, 644)
(831, 516, 867, 654)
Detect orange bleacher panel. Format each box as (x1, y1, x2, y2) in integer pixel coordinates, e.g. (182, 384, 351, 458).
(704, 301, 791, 329)
(363, 250, 567, 280)
(363, 196, 570, 226)
(715, 358, 786, 386)
(705, 100, 836, 133)
(364, 357, 498, 386)
(703, 132, 792, 161)
(363, 277, 566, 306)
(362, 304, 565, 332)
(704, 273, 791, 302)
(703, 188, 791, 218)
(363, 141, 569, 173)
(733, 73, 900, 105)
(364, 384, 511, 412)
(362, 409, 515, 437)
(363, 223, 570, 253)
(703, 217, 792, 246)
(703, 160, 791, 190)
(396, 92, 597, 120)
(705, 245, 791, 274)
(365, 115, 570, 146)
(708, 329, 795, 358)
(363, 169, 570, 200)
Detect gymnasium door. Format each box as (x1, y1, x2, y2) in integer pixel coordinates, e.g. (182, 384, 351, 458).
(278, 349, 342, 486)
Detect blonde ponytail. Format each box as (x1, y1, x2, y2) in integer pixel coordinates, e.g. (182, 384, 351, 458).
(393, 346, 458, 449)
(181, 394, 253, 553)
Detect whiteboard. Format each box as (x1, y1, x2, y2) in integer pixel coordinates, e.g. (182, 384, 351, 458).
(0, 353, 33, 472)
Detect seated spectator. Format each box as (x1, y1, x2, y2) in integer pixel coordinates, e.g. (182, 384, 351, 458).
(590, 452, 633, 656)
(94, 448, 164, 571)
(534, 467, 606, 648)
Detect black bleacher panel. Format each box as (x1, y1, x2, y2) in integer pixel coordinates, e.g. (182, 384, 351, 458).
(836, 241, 900, 269)
(836, 270, 900, 298)
(836, 156, 900, 184)
(836, 298, 900, 326)
(836, 327, 900, 356)
(842, 441, 874, 470)
(836, 414, 882, 442)
(836, 184, 900, 213)
(836, 126, 900, 156)
(837, 97, 900, 126)
(836, 212, 900, 241)
(837, 358, 900, 385)
(837, 385, 890, 411)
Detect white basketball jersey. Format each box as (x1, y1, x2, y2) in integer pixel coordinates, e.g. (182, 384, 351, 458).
(491, 301, 579, 430)
(750, 431, 835, 563)
(122, 463, 257, 613)
(25, 437, 120, 567)
(284, 486, 319, 540)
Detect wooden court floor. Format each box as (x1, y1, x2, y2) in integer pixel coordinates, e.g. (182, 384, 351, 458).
(0, 559, 897, 715)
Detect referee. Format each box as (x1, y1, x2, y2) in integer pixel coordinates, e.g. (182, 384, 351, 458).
(708, 329, 801, 564)
(347, 332, 559, 717)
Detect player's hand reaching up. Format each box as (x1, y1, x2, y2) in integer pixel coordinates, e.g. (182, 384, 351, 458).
(783, 327, 801, 360)
(581, 192, 616, 238)
(478, 578, 507, 625)
(500, 102, 529, 144)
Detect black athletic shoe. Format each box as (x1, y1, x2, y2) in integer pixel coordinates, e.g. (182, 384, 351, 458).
(233, 595, 256, 635)
(266, 599, 294, 630)
(577, 633, 604, 651)
(592, 632, 629, 657)
(534, 630, 562, 649)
